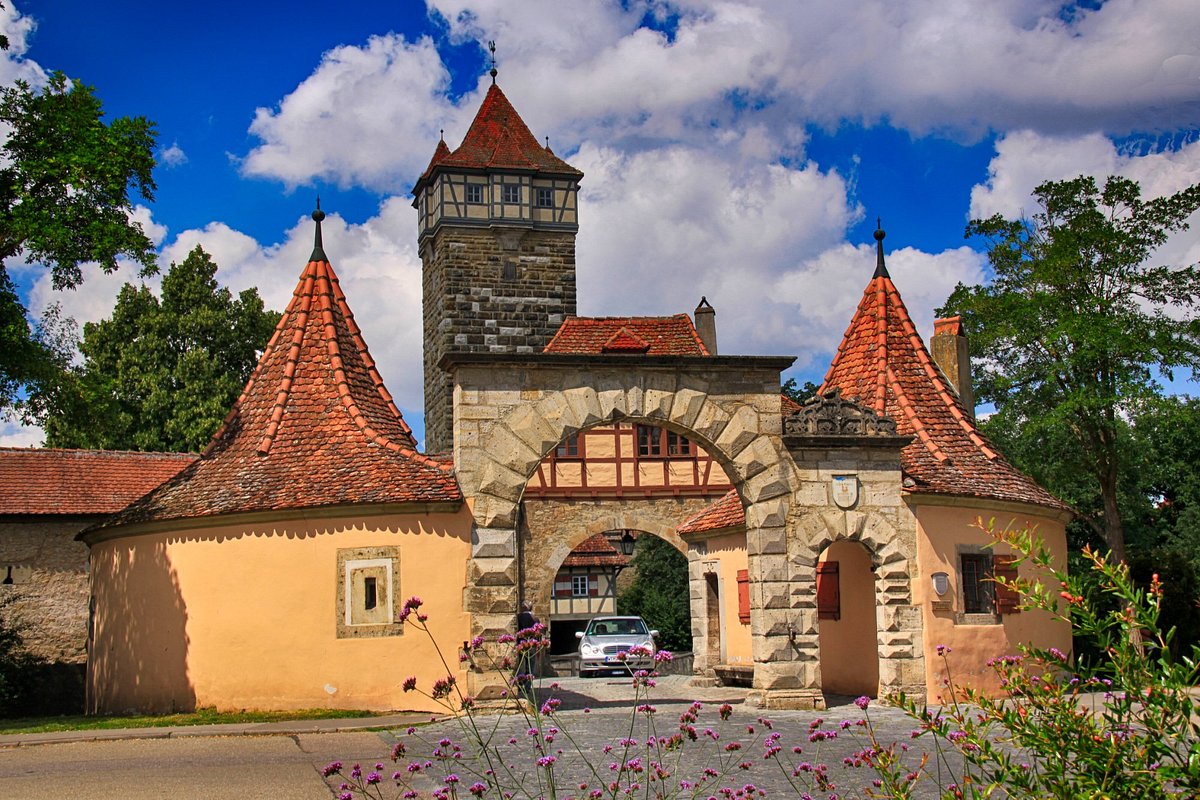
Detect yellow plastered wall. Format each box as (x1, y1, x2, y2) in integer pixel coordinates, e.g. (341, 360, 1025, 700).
(703, 530, 752, 664)
(913, 504, 1071, 699)
(87, 509, 473, 714)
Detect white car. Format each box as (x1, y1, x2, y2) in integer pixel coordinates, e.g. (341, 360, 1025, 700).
(575, 616, 658, 677)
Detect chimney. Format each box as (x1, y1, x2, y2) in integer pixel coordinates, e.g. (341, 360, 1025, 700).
(931, 316, 974, 418)
(694, 297, 717, 355)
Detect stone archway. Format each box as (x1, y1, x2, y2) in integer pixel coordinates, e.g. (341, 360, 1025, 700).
(447, 355, 796, 695)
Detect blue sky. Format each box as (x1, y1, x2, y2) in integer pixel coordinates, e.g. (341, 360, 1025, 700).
(3, 0, 1199, 447)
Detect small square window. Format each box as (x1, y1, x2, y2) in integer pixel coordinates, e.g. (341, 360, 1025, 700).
(535, 187, 554, 208)
(667, 431, 692, 456)
(556, 434, 581, 458)
(636, 425, 663, 457)
(465, 183, 483, 204)
(960, 554, 994, 614)
(572, 575, 589, 597)
(502, 184, 521, 204)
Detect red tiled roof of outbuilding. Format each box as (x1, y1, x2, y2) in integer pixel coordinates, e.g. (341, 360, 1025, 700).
(677, 489, 744, 535)
(562, 533, 629, 568)
(100, 211, 461, 529)
(818, 228, 1067, 512)
(416, 84, 581, 189)
(545, 315, 711, 356)
(0, 448, 196, 516)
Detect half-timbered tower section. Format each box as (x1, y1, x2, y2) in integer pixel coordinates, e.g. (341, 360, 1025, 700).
(414, 83, 584, 453)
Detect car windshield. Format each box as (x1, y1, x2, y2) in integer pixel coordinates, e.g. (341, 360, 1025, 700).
(586, 618, 648, 636)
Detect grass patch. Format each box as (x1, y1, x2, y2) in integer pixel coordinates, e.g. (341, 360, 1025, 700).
(0, 706, 376, 734)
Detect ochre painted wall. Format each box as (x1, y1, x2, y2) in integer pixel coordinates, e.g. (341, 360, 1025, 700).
(817, 540, 879, 696)
(701, 530, 751, 665)
(88, 509, 472, 714)
(913, 503, 1071, 698)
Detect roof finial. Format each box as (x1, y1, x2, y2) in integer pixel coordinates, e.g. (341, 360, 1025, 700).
(873, 218, 889, 279)
(311, 198, 327, 262)
(488, 40, 498, 85)
(439, 128, 444, 142)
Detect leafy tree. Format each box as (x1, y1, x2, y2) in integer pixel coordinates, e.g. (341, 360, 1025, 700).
(782, 378, 819, 405)
(617, 535, 691, 652)
(943, 175, 1200, 563)
(45, 246, 281, 452)
(0, 71, 157, 415)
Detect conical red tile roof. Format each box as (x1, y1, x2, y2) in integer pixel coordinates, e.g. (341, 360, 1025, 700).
(818, 230, 1066, 511)
(100, 214, 461, 529)
(416, 84, 581, 189)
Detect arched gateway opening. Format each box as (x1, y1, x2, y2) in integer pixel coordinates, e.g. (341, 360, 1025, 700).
(446, 353, 799, 698)
(816, 539, 879, 697)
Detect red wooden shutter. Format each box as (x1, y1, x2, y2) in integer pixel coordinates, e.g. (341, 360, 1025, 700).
(589, 575, 599, 597)
(993, 555, 1021, 614)
(816, 561, 840, 620)
(736, 569, 751, 624)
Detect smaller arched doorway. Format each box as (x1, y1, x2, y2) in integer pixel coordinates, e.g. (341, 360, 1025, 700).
(817, 540, 880, 697)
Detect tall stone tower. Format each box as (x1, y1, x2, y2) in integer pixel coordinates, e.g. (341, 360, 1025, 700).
(413, 82, 583, 453)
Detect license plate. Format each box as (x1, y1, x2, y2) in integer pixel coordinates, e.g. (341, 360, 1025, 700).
(605, 655, 623, 663)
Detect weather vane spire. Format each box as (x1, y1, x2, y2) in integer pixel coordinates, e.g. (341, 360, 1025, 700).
(311, 197, 327, 262)
(873, 217, 889, 279)
(488, 40, 498, 85)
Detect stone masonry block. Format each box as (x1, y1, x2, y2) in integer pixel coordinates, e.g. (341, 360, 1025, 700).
(750, 554, 790, 582)
(466, 556, 517, 587)
(714, 405, 761, 459)
(742, 468, 791, 504)
(796, 481, 827, 506)
(507, 403, 563, 457)
(470, 493, 519, 528)
(597, 388, 630, 421)
(471, 526, 517, 560)
(476, 458, 528, 503)
(564, 387, 604, 430)
(472, 426, 541, 478)
(736, 437, 776, 483)
(623, 385, 645, 418)
(690, 402, 732, 447)
(746, 522, 787, 555)
(745, 500, 788, 530)
(670, 387, 709, 431)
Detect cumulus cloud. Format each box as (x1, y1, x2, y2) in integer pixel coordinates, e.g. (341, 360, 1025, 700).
(241, 34, 458, 191)
(970, 130, 1200, 269)
(0, 419, 43, 447)
(0, 2, 47, 88)
(157, 142, 187, 167)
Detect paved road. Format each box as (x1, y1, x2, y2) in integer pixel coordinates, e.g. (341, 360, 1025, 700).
(0, 676, 956, 798)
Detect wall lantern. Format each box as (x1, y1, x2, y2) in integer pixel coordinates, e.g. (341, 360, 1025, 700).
(931, 572, 950, 597)
(619, 531, 636, 557)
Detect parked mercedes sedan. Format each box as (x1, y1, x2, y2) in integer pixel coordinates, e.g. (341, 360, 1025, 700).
(575, 615, 658, 677)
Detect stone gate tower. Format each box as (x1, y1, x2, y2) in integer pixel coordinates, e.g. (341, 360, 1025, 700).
(413, 82, 583, 453)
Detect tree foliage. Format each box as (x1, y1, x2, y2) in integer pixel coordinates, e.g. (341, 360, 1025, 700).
(0, 72, 157, 415)
(617, 535, 692, 653)
(943, 175, 1200, 563)
(44, 246, 281, 453)
(781, 378, 819, 405)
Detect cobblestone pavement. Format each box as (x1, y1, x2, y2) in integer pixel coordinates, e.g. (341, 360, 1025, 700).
(365, 675, 964, 799)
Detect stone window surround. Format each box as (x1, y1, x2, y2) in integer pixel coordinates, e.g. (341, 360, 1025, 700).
(954, 544, 1000, 626)
(335, 546, 404, 639)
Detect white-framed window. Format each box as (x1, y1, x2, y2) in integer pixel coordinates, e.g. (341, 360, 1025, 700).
(572, 574, 589, 597)
(502, 183, 521, 204)
(336, 547, 403, 638)
(535, 187, 554, 208)
(465, 183, 483, 204)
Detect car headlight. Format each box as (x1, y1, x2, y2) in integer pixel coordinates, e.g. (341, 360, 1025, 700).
(581, 644, 600, 657)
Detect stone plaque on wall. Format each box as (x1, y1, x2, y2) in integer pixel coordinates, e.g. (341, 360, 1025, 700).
(831, 474, 858, 509)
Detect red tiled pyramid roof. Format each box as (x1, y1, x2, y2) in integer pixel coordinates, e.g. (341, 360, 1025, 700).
(0, 448, 196, 516)
(818, 231, 1067, 511)
(100, 217, 461, 529)
(677, 489, 743, 535)
(417, 84, 581, 188)
(545, 315, 711, 356)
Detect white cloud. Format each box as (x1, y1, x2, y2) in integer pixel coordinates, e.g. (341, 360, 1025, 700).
(0, 2, 47, 89)
(0, 419, 43, 448)
(774, 243, 986, 371)
(157, 142, 187, 167)
(240, 34, 458, 192)
(970, 130, 1200, 269)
